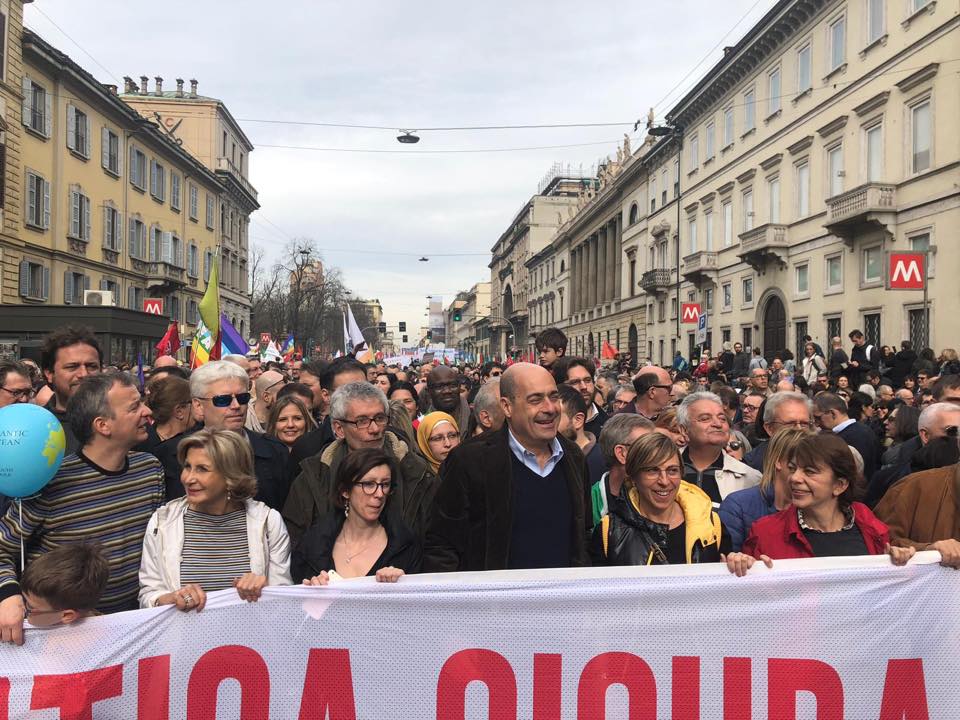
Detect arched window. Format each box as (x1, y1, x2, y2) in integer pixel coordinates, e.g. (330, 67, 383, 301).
(629, 202, 639, 225)
(560, 260, 566, 273)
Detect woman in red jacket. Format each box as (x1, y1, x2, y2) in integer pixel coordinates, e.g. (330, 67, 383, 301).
(725, 433, 914, 575)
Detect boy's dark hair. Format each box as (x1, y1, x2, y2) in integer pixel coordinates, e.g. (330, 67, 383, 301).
(277, 382, 314, 404)
(40, 326, 103, 373)
(554, 356, 593, 384)
(534, 327, 568, 354)
(319, 357, 366, 391)
(557, 384, 588, 420)
(848, 329, 864, 340)
(480, 361, 504, 379)
(21, 544, 109, 611)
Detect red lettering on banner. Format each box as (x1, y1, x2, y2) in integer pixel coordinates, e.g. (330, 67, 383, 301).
(436, 649, 517, 720)
(533, 653, 562, 720)
(879, 659, 929, 720)
(31, 665, 123, 720)
(723, 657, 752, 720)
(0, 677, 8, 720)
(672, 656, 700, 720)
(768, 658, 843, 720)
(138, 655, 170, 720)
(577, 652, 656, 720)
(186, 645, 270, 719)
(297, 649, 357, 720)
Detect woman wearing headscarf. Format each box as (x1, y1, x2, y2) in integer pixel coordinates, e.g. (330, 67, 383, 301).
(416, 411, 461, 473)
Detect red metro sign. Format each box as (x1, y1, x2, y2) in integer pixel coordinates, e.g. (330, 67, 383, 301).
(887, 253, 926, 290)
(681, 303, 702, 324)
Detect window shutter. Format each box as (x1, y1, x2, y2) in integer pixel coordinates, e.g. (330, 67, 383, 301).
(161, 231, 173, 263)
(103, 205, 111, 247)
(66, 105, 76, 150)
(203, 250, 210, 281)
(100, 279, 108, 291)
(83, 275, 91, 292)
(128, 217, 136, 257)
(117, 136, 123, 177)
(101, 127, 109, 168)
(129, 147, 137, 186)
(43, 93, 52, 137)
(20, 77, 31, 126)
(41, 267, 50, 300)
(42, 180, 50, 229)
(26, 173, 36, 224)
(70, 191, 80, 237)
(127, 285, 136, 309)
(83, 197, 91, 241)
(64, 271, 74, 303)
(83, 116, 91, 157)
(18, 260, 29, 296)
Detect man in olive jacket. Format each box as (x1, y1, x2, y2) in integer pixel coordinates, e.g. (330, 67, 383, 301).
(282, 382, 436, 548)
(424, 363, 591, 572)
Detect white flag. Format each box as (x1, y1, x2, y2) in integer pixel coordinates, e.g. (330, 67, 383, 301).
(344, 304, 367, 353)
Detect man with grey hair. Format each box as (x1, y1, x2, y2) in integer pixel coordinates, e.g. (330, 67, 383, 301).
(742, 391, 814, 471)
(154, 360, 289, 509)
(0, 372, 163, 644)
(591, 414, 654, 527)
(876, 384, 895, 403)
(895, 388, 915, 406)
(470, 379, 504, 436)
(283, 381, 435, 546)
(677, 392, 761, 505)
(609, 384, 637, 413)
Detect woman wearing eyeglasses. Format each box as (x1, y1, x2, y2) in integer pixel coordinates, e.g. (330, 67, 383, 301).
(591, 432, 729, 565)
(293, 448, 420, 584)
(416, 412, 460, 473)
(139, 428, 292, 610)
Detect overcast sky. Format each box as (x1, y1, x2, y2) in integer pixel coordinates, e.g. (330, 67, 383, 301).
(27, 0, 776, 341)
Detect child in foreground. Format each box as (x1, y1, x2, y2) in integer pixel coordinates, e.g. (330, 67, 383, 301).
(20, 544, 109, 628)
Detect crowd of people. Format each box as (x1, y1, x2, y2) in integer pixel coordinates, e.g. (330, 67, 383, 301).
(0, 322, 958, 645)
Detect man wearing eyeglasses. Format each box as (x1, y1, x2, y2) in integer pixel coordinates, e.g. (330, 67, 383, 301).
(747, 367, 771, 397)
(812, 392, 880, 482)
(0, 360, 33, 409)
(283, 381, 435, 547)
(742, 391, 813, 472)
(556, 357, 608, 437)
(630, 367, 673, 421)
(245, 370, 286, 433)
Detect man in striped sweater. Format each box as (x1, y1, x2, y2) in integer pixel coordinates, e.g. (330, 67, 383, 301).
(0, 372, 163, 645)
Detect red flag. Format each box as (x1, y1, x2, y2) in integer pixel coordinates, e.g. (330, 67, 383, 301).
(601, 341, 618, 360)
(155, 322, 180, 358)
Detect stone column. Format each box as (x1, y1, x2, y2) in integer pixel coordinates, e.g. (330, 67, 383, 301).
(597, 227, 608, 305)
(608, 219, 617, 301)
(614, 216, 623, 298)
(569, 247, 577, 313)
(582, 241, 590, 310)
(587, 236, 597, 307)
(575, 245, 583, 313)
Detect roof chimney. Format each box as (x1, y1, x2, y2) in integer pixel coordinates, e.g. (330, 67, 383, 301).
(104, 84, 118, 95)
(123, 76, 136, 94)
(175, 78, 184, 98)
(189, 79, 198, 98)
(139, 75, 149, 95)
(154, 76, 163, 96)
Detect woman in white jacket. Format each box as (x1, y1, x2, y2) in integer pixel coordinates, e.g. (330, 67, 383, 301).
(139, 428, 292, 611)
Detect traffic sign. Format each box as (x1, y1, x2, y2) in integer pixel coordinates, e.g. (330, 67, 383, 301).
(681, 303, 701, 324)
(260, 332, 272, 345)
(142, 298, 163, 315)
(696, 312, 708, 346)
(887, 252, 925, 290)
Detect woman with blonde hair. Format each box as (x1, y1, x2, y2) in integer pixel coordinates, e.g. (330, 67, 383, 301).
(266, 395, 315, 450)
(139, 428, 292, 611)
(718, 427, 811, 551)
(416, 411, 460, 473)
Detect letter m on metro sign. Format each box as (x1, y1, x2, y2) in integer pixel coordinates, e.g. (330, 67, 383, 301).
(681, 303, 701, 324)
(887, 252, 925, 290)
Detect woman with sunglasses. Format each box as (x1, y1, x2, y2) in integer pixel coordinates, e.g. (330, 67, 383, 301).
(139, 428, 292, 610)
(591, 433, 729, 565)
(293, 448, 420, 584)
(417, 411, 461, 473)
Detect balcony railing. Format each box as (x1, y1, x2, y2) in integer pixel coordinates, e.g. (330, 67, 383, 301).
(681, 251, 718, 283)
(825, 182, 896, 242)
(216, 156, 259, 202)
(738, 223, 789, 271)
(640, 268, 672, 294)
(145, 261, 186, 289)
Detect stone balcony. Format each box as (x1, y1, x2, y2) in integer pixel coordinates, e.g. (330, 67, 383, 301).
(681, 251, 718, 285)
(216, 156, 259, 204)
(144, 261, 186, 290)
(824, 182, 897, 245)
(738, 223, 789, 272)
(640, 268, 672, 295)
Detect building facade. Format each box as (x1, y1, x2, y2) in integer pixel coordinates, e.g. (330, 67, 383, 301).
(11, 31, 230, 363)
(444, 281, 490, 357)
(120, 75, 258, 334)
(641, 0, 958, 362)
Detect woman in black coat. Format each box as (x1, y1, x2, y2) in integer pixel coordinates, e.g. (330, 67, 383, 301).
(292, 448, 421, 584)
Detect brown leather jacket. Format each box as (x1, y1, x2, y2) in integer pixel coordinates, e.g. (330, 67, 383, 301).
(874, 464, 960, 549)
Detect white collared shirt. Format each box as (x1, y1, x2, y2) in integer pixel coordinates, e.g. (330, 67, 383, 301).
(507, 429, 565, 478)
(832, 418, 856, 434)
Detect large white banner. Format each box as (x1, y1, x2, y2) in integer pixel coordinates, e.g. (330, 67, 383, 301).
(1, 553, 956, 719)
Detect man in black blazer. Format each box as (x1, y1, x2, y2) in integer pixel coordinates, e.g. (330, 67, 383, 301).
(424, 363, 591, 572)
(813, 392, 880, 483)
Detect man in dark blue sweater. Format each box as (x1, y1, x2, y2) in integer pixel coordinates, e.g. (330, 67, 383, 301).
(424, 363, 591, 572)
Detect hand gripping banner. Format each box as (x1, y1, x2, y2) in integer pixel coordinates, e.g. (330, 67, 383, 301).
(0, 553, 956, 719)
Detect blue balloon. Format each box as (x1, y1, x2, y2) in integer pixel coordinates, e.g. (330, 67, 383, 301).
(0, 403, 66, 498)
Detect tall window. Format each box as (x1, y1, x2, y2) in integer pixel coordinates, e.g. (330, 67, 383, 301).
(722, 201, 733, 246)
(673, 160, 679, 198)
(66, 106, 90, 158)
(796, 264, 809, 295)
(768, 68, 781, 115)
(689, 134, 699, 171)
(911, 100, 931, 173)
(705, 121, 715, 159)
(909, 232, 933, 276)
(723, 283, 732, 309)
(171, 173, 182, 211)
(128, 219, 146, 259)
(103, 206, 121, 251)
(862, 246, 882, 283)
(826, 254, 843, 291)
(25, 171, 50, 229)
(150, 160, 166, 202)
(868, 0, 885, 43)
(742, 277, 754, 304)
(688, 218, 698, 253)
(205, 195, 215, 230)
(130, 148, 147, 191)
(69, 190, 91, 241)
(723, 106, 734, 146)
(828, 16, 846, 72)
(796, 162, 810, 217)
(797, 43, 812, 93)
(661, 169, 668, 205)
(189, 185, 199, 221)
(23, 78, 50, 136)
(865, 124, 883, 181)
(744, 89, 756, 132)
(742, 189, 754, 231)
(828, 144, 844, 197)
(101, 129, 120, 175)
(704, 209, 714, 250)
(768, 177, 781, 223)
(650, 177, 657, 213)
